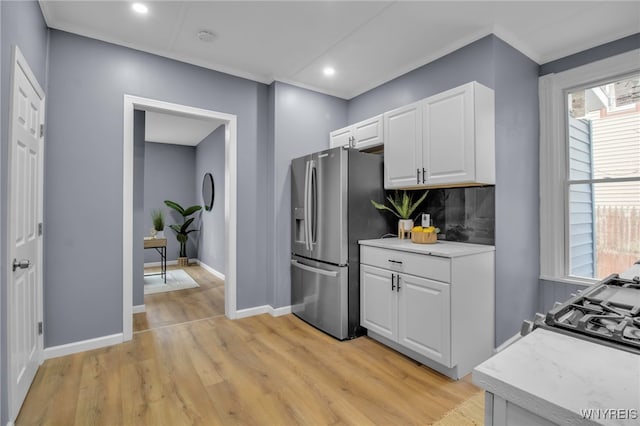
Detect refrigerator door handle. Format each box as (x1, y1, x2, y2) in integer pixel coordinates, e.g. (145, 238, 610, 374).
(290, 260, 338, 277)
(303, 161, 311, 250)
(310, 160, 317, 247)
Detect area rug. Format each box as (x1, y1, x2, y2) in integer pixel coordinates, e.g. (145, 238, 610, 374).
(144, 269, 199, 295)
(432, 391, 484, 425)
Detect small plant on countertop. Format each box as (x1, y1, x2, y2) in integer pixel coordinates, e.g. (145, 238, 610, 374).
(370, 190, 428, 220)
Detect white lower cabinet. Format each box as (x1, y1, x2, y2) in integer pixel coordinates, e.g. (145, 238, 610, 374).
(361, 264, 452, 367)
(360, 243, 494, 379)
(360, 265, 396, 340)
(361, 265, 451, 366)
(485, 393, 557, 426)
(397, 274, 451, 366)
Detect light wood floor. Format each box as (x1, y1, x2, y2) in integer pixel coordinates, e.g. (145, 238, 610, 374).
(17, 265, 482, 425)
(134, 264, 225, 332)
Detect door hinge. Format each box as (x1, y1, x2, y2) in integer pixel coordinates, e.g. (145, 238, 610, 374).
(40, 124, 44, 138)
(38, 222, 43, 236)
(38, 322, 43, 335)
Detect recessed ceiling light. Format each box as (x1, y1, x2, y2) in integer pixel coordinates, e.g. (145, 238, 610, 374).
(197, 30, 216, 42)
(132, 3, 148, 14)
(323, 67, 336, 77)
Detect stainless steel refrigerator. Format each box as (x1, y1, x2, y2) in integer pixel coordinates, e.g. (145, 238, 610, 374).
(291, 147, 388, 340)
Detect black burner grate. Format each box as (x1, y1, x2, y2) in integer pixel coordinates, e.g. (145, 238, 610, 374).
(533, 275, 640, 355)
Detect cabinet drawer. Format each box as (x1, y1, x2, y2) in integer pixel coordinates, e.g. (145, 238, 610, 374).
(361, 246, 451, 283)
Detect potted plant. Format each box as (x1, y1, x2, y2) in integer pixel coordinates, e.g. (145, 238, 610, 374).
(164, 200, 202, 266)
(150, 209, 165, 239)
(371, 190, 428, 234)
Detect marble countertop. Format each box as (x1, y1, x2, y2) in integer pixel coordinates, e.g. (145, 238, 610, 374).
(620, 262, 640, 280)
(473, 328, 640, 426)
(358, 238, 495, 258)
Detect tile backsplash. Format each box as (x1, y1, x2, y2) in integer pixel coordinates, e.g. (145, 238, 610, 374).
(384, 186, 495, 245)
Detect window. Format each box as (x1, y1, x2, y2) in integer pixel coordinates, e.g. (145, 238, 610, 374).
(567, 75, 640, 279)
(540, 50, 640, 284)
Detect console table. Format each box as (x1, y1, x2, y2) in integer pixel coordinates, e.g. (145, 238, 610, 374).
(144, 238, 166, 283)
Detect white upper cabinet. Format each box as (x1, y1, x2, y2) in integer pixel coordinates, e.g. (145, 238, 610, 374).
(384, 81, 495, 189)
(383, 101, 422, 188)
(329, 126, 352, 149)
(329, 115, 383, 150)
(423, 82, 495, 186)
(352, 115, 383, 150)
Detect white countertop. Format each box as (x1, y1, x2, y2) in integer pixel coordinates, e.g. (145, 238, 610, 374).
(620, 262, 640, 280)
(473, 329, 640, 426)
(358, 238, 495, 258)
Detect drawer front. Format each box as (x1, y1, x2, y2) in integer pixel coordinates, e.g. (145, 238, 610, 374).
(361, 246, 451, 283)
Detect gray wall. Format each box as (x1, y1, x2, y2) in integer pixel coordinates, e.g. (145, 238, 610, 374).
(266, 83, 276, 308)
(0, 2, 3, 417)
(492, 37, 540, 345)
(196, 126, 226, 274)
(45, 29, 270, 347)
(539, 32, 640, 76)
(143, 142, 198, 263)
(133, 111, 145, 306)
(269, 81, 347, 308)
(539, 279, 589, 314)
(347, 35, 540, 347)
(2, 7, 636, 421)
(348, 36, 495, 123)
(1, 1, 49, 423)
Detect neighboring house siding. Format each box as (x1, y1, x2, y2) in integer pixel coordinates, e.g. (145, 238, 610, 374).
(568, 117, 595, 278)
(590, 107, 640, 207)
(590, 106, 640, 276)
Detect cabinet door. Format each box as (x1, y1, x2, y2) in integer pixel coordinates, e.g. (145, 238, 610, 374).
(397, 274, 451, 366)
(352, 115, 383, 150)
(330, 126, 352, 149)
(422, 84, 475, 185)
(360, 265, 396, 340)
(384, 101, 422, 188)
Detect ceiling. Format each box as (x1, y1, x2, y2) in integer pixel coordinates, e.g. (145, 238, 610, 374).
(39, 1, 639, 100)
(144, 111, 224, 146)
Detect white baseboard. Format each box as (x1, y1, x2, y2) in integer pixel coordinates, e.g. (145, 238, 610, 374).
(44, 333, 123, 360)
(494, 333, 521, 354)
(195, 259, 225, 280)
(133, 304, 146, 314)
(235, 305, 270, 318)
(235, 304, 292, 319)
(144, 260, 178, 268)
(269, 305, 292, 316)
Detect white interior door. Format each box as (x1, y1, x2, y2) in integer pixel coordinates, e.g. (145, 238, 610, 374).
(8, 46, 45, 421)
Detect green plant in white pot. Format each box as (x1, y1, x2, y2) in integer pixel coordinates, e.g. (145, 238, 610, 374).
(164, 200, 202, 266)
(150, 209, 165, 239)
(371, 190, 428, 234)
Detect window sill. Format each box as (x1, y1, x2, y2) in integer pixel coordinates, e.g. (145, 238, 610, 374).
(539, 275, 596, 287)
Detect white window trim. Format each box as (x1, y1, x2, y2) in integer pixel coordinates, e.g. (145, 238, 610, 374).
(539, 48, 640, 285)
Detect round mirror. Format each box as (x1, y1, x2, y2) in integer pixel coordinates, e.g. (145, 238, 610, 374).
(202, 172, 214, 211)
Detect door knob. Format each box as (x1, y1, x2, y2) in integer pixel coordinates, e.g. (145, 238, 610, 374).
(12, 258, 30, 272)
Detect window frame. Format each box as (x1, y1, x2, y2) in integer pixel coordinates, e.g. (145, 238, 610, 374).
(539, 49, 640, 285)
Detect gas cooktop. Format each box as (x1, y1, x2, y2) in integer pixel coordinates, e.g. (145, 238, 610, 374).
(522, 272, 640, 355)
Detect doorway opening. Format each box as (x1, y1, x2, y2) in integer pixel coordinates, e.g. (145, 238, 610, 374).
(123, 95, 238, 341)
(135, 110, 226, 331)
